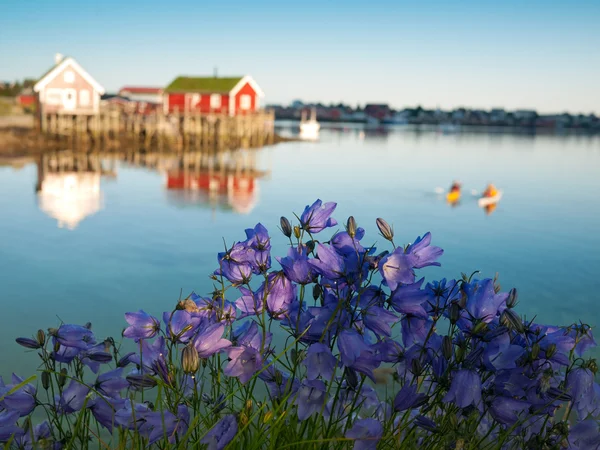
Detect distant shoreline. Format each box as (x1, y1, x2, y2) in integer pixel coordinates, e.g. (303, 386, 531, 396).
(275, 118, 600, 135)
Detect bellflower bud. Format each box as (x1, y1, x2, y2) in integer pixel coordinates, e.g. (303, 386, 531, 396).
(472, 321, 489, 335)
(375, 218, 394, 241)
(411, 358, 423, 376)
(545, 343, 557, 359)
(507, 288, 518, 308)
(37, 329, 46, 347)
(312, 283, 322, 301)
(15, 337, 41, 349)
(293, 226, 301, 240)
(449, 303, 461, 325)
(182, 344, 200, 374)
(442, 336, 452, 360)
(42, 371, 50, 390)
(500, 309, 524, 333)
(455, 346, 466, 363)
(280, 216, 292, 238)
(531, 342, 540, 360)
(274, 370, 283, 386)
(345, 367, 359, 389)
(117, 352, 135, 368)
(263, 411, 273, 424)
(58, 368, 67, 388)
(346, 216, 357, 238)
(587, 359, 598, 374)
(126, 373, 158, 389)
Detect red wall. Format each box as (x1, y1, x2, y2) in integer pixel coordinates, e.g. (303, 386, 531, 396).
(166, 84, 258, 115)
(167, 93, 230, 114)
(234, 83, 257, 115)
(17, 94, 36, 106)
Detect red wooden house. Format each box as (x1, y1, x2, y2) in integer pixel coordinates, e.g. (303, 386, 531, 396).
(163, 75, 264, 116)
(17, 88, 36, 108)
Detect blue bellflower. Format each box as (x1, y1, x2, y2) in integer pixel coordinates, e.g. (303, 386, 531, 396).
(379, 249, 417, 290)
(56, 379, 90, 414)
(0, 410, 23, 443)
(235, 287, 264, 318)
(193, 323, 232, 358)
(163, 310, 201, 344)
(295, 379, 328, 420)
(94, 368, 129, 398)
(224, 346, 262, 384)
(405, 232, 443, 269)
(277, 246, 314, 285)
(0, 374, 37, 417)
(258, 272, 296, 318)
(300, 199, 337, 234)
(345, 418, 383, 450)
(390, 278, 431, 319)
(51, 324, 94, 349)
(443, 369, 482, 410)
(304, 343, 337, 380)
(464, 279, 508, 323)
(200, 414, 238, 450)
(393, 384, 428, 412)
(123, 310, 160, 341)
(308, 243, 346, 280)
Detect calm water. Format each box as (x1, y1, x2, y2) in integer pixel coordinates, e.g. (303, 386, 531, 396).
(1, 126, 599, 377)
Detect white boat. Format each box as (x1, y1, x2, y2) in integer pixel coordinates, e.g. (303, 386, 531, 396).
(299, 108, 320, 139)
(478, 191, 503, 207)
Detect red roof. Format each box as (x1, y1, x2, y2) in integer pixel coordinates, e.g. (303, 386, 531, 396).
(118, 86, 163, 94)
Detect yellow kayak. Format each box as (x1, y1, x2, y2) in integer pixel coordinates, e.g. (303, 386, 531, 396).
(446, 191, 461, 203)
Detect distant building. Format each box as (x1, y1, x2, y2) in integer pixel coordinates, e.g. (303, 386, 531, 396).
(514, 110, 537, 120)
(364, 104, 391, 120)
(16, 88, 36, 108)
(162, 75, 264, 116)
(33, 54, 105, 115)
(118, 86, 163, 104)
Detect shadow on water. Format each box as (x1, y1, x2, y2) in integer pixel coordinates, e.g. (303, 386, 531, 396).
(34, 147, 270, 230)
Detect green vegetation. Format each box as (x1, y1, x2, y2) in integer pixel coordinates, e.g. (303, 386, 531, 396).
(0, 78, 35, 97)
(165, 76, 243, 93)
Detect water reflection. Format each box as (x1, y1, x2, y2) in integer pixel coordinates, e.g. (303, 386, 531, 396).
(35, 148, 266, 229)
(35, 152, 116, 230)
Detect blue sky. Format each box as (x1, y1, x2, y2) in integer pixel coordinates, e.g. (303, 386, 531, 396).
(1, 0, 599, 113)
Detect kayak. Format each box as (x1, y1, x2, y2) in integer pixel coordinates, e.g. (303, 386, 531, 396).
(478, 191, 503, 207)
(446, 191, 461, 203)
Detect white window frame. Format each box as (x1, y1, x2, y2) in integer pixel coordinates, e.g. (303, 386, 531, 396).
(79, 89, 90, 106)
(45, 88, 63, 105)
(64, 71, 75, 83)
(240, 94, 252, 110)
(210, 94, 221, 109)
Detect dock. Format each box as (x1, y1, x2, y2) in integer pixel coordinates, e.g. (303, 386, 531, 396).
(37, 108, 276, 151)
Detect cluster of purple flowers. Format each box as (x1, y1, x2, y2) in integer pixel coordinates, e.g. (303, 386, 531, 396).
(4, 199, 600, 449)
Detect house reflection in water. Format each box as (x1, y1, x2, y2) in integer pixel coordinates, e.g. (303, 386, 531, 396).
(166, 171, 259, 214)
(35, 152, 116, 230)
(157, 150, 265, 215)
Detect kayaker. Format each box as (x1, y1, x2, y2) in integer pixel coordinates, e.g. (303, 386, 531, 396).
(482, 183, 498, 198)
(448, 181, 461, 194)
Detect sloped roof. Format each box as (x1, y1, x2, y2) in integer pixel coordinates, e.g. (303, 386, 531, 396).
(34, 56, 105, 94)
(119, 86, 163, 94)
(165, 76, 243, 93)
(37, 56, 67, 84)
